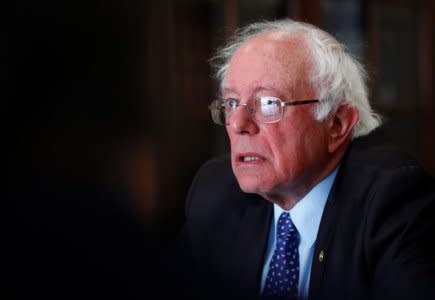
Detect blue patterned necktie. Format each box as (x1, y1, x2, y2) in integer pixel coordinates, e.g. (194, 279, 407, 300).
(262, 212, 300, 299)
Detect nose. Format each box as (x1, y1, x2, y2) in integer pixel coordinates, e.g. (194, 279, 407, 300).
(226, 104, 259, 135)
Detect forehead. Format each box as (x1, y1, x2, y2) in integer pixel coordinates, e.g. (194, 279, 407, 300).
(223, 31, 312, 95)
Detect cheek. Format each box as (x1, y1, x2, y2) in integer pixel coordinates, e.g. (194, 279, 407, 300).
(226, 130, 236, 148)
(268, 123, 326, 173)
(299, 125, 330, 164)
(266, 130, 299, 173)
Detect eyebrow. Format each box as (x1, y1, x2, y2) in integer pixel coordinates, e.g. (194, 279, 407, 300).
(221, 85, 286, 97)
(221, 87, 237, 95)
(253, 85, 284, 95)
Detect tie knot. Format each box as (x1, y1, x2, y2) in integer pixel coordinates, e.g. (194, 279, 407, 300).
(277, 212, 299, 244)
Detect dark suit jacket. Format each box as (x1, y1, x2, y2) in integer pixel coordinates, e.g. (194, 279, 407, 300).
(177, 129, 435, 300)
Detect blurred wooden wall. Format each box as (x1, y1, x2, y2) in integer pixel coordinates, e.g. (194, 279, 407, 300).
(119, 0, 435, 232)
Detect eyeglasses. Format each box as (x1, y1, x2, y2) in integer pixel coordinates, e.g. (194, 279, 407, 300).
(209, 96, 319, 125)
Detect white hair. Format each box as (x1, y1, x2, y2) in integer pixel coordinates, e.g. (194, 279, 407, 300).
(210, 19, 381, 138)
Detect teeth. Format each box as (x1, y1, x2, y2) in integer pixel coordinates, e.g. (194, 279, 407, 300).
(243, 156, 260, 162)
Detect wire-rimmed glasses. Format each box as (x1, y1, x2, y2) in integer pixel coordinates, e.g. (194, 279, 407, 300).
(209, 96, 319, 125)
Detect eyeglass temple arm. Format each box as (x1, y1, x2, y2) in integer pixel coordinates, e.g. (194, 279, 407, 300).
(284, 99, 319, 106)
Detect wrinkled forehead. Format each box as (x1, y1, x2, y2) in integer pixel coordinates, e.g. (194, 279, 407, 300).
(245, 29, 307, 49)
(223, 30, 314, 94)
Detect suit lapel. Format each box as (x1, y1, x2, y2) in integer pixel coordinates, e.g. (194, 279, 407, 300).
(308, 170, 345, 299)
(229, 193, 273, 299)
(308, 139, 365, 299)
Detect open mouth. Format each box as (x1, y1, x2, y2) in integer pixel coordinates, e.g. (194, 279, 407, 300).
(237, 153, 266, 163)
(243, 156, 261, 162)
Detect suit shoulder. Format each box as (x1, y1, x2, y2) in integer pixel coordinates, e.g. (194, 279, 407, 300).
(194, 154, 233, 181)
(348, 135, 421, 172)
(341, 132, 435, 217)
(184, 154, 241, 216)
(337, 132, 435, 210)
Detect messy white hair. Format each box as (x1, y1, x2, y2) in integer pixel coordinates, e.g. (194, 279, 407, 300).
(210, 19, 381, 138)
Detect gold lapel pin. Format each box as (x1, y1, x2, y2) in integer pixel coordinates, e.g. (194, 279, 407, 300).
(319, 250, 325, 262)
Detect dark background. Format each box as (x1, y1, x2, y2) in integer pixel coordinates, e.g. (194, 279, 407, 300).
(7, 0, 434, 298)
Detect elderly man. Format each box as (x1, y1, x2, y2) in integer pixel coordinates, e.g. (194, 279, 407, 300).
(177, 19, 435, 300)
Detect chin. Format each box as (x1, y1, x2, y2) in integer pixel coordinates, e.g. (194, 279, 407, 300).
(236, 176, 268, 195)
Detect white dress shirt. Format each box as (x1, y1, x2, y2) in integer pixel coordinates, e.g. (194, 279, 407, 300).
(260, 167, 339, 299)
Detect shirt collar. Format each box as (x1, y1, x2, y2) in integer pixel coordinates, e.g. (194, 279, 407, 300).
(273, 166, 339, 248)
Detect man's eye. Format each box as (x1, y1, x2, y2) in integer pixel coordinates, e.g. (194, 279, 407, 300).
(227, 99, 239, 108)
(259, 98, 280, 115)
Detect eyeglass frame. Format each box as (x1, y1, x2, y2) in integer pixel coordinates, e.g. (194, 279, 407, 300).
(209, 96, 320, 125)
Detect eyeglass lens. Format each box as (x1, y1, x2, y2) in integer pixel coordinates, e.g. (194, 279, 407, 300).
(210, 97, 285, 125)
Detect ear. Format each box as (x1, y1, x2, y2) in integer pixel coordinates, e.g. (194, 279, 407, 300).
(326, 102, 359, 153)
